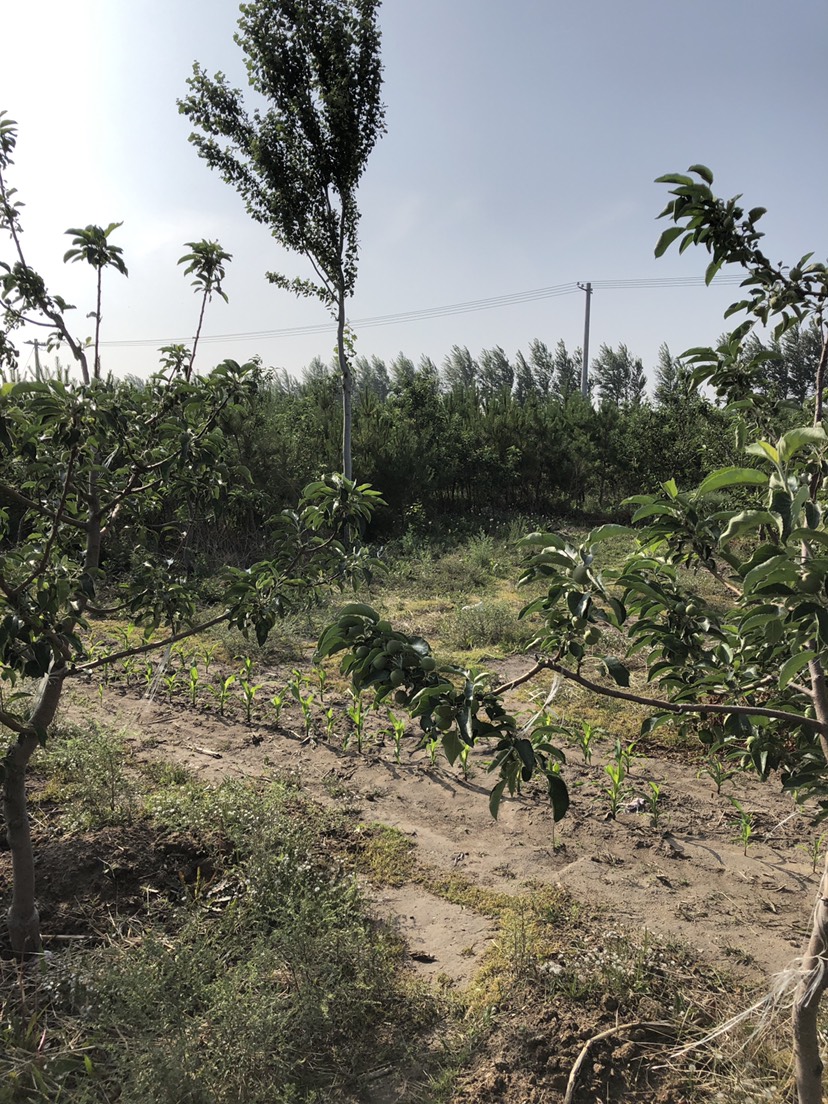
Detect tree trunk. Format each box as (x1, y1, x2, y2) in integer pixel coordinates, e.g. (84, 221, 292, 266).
(794, 658, 828, 1101)
(793, 857, 828, 1104)
(336, 290, 352, 480)
(4, 667, 65, 956)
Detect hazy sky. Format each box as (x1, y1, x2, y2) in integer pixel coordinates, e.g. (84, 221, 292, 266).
(1, 1, 825, 383)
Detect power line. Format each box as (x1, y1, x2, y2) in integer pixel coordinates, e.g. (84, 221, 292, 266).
(99, 272, 748, 349)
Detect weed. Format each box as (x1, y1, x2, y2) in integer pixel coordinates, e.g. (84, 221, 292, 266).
(42, 722, 136, 829)
(445, 600, 534, 651)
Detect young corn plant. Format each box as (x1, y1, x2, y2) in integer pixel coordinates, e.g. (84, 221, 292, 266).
(698, 744, 737, 795)
(188, 665, 200, 708)
(163, 671, 178, 704)
(209, 673, 236, 717)
(314, 665, 328, 703)
(299, 691, 315, 739)
(730, 798, 755, 856)
(239, 676, 263, 725)
(346, 689, 367, 753)
(603, 760, 628, 819)
(199, 642, 220, 678)
(572, 719, 601, 765)
(386, 710, 407, 765)
(645, 780, 662, 829)
(270, 689, 286, 726)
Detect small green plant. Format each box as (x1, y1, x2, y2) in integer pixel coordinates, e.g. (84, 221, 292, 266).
(458, 741, 472, 781)
(730, 798, 755, 855)
(603, 760, 627, 818)
(425, 735, 442, 767)
(270, 689, 286, 726)
(163, 670, 178, 703)
(571, 720, 600, 765)
(800, 832, 827, 875)
(188, 664, 200, 708)
(299, 691, 315, 739)
(386, 710, 406, 765)
(43, 722, 135, 828)
(347, 690, 367, 753)
(199, 642, 220, 677)
(239, 675, 264, 725)
(314, 664, 328, 703)
(209, 673, 236, 717)
(699, 743, 737, 795)
(144, 661, 155, 694)
(645, 780, 662, 828)
(323, 706, 336, 740)
(613, 736, 637, 775)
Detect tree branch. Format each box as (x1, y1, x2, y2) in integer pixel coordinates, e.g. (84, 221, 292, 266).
(71, 611, 229, 674)
(537, 657, 822, 731)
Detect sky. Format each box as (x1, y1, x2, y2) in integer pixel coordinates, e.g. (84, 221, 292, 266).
(1, 0, 826, 386)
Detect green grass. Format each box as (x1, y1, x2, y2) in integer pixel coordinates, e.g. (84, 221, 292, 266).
(1, 779, 450, 1104)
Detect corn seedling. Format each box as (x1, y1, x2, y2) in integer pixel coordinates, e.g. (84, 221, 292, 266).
(120, 654, 138, 687)
(144, 661, 155, 694)
(645, 780, 662, 828)
(299, 691, 314, 738)
(730, 797, 754, 855)
(323, 706, 336, 740)
(386, 710, 407, 764)
(163, 670, 178, 703)
(425, 735, 442, 767)
(698, 744, 737, 795)
(209, 673, 236, 717)
(199, 642, 220, 677)
(288, 667, 310, 701)
(603, 760, 627, 818)
(458, 740, 472, 780)
(314, 665, 328, 703)
(270, 689, 286, 726)
(346, 689, 367, 753)
(613, 736, 638, 775)
(188, 664, 200, 708)
(800, 832, 827, 875)
(239, 677, 263, 725)
(572, 719, 600, 765)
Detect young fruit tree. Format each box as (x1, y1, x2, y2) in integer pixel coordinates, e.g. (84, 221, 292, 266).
(0, 111, 382, 956)
(178, 0, 386, 479)
(319, 168, 828, 1101)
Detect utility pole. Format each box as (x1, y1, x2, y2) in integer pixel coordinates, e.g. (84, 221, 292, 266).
(24, 338, 43, 379)
(577, 282, 592, 397)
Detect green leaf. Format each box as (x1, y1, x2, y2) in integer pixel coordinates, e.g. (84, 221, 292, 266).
(778, 650, 815, 690)
(546, 772, 570, 822)
(442, 728, 462, 766)
(720, 510, 780, 544)
(602, 656, 630, 687)
(745, 440, 780, 466)
(705, 258, 724, 286)
(687, 163, 714, 185)
(777, 426, 828, 464)
(588, 523, 632, 544)
(696, 467, 768, 495)
(654, 226, 685, 258)
(489, 778, 508, 820)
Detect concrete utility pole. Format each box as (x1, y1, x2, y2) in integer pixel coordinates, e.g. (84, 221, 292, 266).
(24, 339, 42, 379)
(577, 282, 592, 397)
(577, 282, 592, 396)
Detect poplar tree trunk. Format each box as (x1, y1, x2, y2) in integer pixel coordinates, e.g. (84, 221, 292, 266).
(4, 668, 65, 956)
(336, 290, 352, 480)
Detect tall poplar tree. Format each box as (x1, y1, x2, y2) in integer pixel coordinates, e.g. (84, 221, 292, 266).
(179, 0, 386, 479)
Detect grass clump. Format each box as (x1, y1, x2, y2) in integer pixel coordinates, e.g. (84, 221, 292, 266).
(38, 721, 136, 829)
(1, 780, 444, 1104)
(444, 599, 534, 651)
